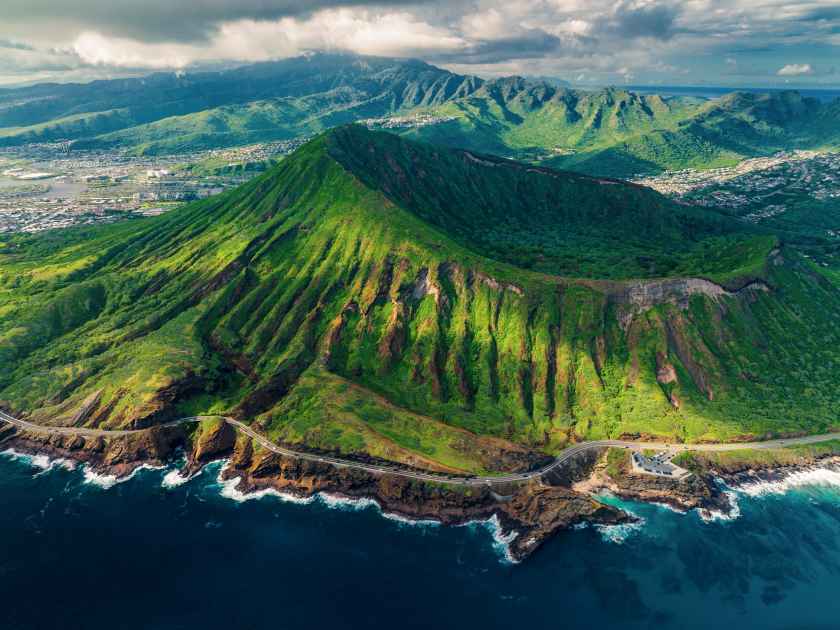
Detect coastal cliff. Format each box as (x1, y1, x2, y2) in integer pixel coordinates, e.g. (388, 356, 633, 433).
(0, 420, 630, 561)
(4, 418, 839, 562)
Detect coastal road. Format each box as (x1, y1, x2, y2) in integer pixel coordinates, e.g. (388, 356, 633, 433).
(1, 409, 838, 487)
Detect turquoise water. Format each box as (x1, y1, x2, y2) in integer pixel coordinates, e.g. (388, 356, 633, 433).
(2, 451, 840, 630)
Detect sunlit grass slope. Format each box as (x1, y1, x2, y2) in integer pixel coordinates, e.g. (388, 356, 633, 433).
(1, 126, 838, 473)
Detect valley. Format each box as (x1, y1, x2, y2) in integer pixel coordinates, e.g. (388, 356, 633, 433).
(1, 54, 838, 179)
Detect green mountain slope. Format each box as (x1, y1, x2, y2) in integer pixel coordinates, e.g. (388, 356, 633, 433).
(328, 125, 760, 279)
(402, 81, 700, 154)
(407, 85, 840, 176)
(1, 127, 838, 474)
(2, 53, 837, 178)
(0, 53, 482, 150)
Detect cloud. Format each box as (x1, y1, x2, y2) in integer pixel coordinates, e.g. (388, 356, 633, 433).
(0, 0, 839, 87)
(617, 66, 635, 81)
(71, 10, 467, 69)
(433, 29, 565, 65)
(596, 0, 680, 40)
(777, 63, 813, 76)
(799, 6, 840, 22)
(0, 0, 432, 43)
(0, 38, 35, 51)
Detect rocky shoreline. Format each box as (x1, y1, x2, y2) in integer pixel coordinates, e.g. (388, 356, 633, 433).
(2, 421, 839, 562)
(0, 421, 630, 561)
(571, 447, 840, 519)
(571, 451, 732, 515)
(695, 453, 840, 501)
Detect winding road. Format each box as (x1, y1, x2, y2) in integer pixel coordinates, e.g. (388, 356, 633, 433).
(1, 409, 837, 486)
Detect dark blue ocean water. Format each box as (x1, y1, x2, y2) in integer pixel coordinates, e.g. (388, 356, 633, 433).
(2, 451, 840, 630)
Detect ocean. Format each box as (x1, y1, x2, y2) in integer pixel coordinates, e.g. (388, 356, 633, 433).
(2, 451, 840, 630)
(626, 85, 840, 103)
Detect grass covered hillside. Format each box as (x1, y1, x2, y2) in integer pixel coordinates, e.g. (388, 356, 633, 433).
(2, 53, 837, 179)
(405, 86, 840, 177)
(328, 126, 758, 279)
(0, 53, 482, 153)
(1, 127, 838, 474)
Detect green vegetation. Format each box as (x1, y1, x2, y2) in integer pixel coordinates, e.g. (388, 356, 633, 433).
(679, 160, 840, 271)
(408, 87, 840, 177)
(605, 448, 629, 479)
(674, 440, 840, 471)
(0, 53, 481, 153)
(1, 54, 837, 179)
(328, 125, 766, 279)
(1, 126, 838, 473)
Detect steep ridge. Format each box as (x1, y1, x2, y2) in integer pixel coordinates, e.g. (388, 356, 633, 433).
(1, 127, 838, 475)
(0, 54, 483, 151)
(405, 87, 840, 176)
(327, 125, 753, 278)
(3, 53, 837, 177)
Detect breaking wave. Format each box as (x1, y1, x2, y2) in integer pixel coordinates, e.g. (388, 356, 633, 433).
(82, 463, 165, 490)
(214, 463, 316, 505)
(1, 448, 75, 474)
(697, 481, 742, 523)
(460, 514, 519, 564)
(734, 467, 840, 498)
(213, 461, 445, 528)
(594, 518, 646, 544)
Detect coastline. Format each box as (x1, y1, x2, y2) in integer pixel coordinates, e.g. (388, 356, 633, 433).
(0, 422, 629, 562)
(7, 430, 840, 630)
(572, 445, 840, 519)
(3, 420, 840, 563)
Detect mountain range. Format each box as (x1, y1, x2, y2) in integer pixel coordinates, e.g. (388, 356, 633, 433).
(1, 53, 839, 177)
(2, 126, 837, 474)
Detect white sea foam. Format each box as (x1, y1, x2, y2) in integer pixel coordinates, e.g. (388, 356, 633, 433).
(212, 462, 444, 527)
(318, 492, 378, 511)
(734, 467, 840, 497)
(161, 468, 201, 489)
(460, 514, 519, 564)
(215, 464, 316, 504)
(83, 468, 118, 489)
(381, 512, 440, 527)
(1, 448, 75, 474)
(158, 454, 198, 489)
(697, 486, 741, 522)
(161, 469, 191, 488)
(588, 492, 646, 543)
(651, 501, 687, 515)
(208, 462, 527, 562)
(595, 518, 646, 544)
(81, 463, 165, 490)
(316, 493, 441, 529)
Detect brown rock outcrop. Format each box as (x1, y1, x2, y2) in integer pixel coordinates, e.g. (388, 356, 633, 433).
(0, 424, 188, 477)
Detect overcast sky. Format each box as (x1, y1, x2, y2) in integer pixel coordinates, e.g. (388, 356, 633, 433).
(0, 0, 838, 88)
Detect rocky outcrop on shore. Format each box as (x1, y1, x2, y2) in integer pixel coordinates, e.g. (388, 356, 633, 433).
(4, 421, 837, 562)
(0, 424, 188, 477)
(0, 423, 629, 561)
(685, 450, 840, 492)
(209, 434, 630, 561)
(571, 446, 840, 519)
(571, 449, 731, 514)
